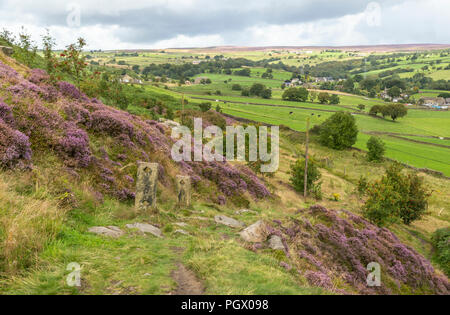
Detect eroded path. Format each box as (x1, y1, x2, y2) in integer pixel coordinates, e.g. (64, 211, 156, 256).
(170, 247, 204, 295)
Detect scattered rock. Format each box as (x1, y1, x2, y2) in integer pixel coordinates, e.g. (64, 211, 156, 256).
(159, 118, 180, 129)
(126, 223, 162, 238)
(88, 226, 124, 238)
(268, 235, 285, 250)
(187, 216, 209, 221)
(214, 215, 245, 229)
(175, 229, 190, 236)
(0, 46, 13, 56)
(175, 222, 188, 227)
(239, 220, 268, 243)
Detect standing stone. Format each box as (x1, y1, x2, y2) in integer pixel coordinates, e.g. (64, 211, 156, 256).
(88, 226, 124, 238)
(214, 215, 245, 229)
(136, 162, 159, 211)
(176, 175, 191, 207)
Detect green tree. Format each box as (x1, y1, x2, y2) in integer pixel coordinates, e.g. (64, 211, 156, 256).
(388, 86, 401, 98)
(165, 107, 175, 120)
(249, 83, 266, 96)
(199, 102, 212, 112)
(261, 88, 272, 99)
(329, 94, 340, 105)
(58, 38, 87, 87)
(389, 104, 408, 121)
(14, 27, 38, 67)
(132, 65, 140, 73)
(319, 112, 358, 150)
(282, 87, 309, 102)
(431, 228, 450, 277)
(41, 30, 57, 81)
(343, 78, 355, 93)
(363, 164, 431, 226)
(232, 84, 242, 91)
(367, 136, 385, 161)
(370, 105, 383, 116)
(290, 159, 322, 198)
(318, 92, 330, 104)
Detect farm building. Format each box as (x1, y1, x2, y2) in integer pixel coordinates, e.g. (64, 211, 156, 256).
(120, 74, 142, 84)
(314, 77, 334, 83)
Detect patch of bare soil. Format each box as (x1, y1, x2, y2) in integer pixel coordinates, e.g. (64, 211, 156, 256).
(170, 246, 204, 295)
(171, 263, 204, 295)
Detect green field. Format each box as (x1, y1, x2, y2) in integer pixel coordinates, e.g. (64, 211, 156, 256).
(96, 47, 450, 176)
(196, 96, 450, 176)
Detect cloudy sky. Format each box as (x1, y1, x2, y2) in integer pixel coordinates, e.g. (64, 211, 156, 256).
(0, 0, 449, 50)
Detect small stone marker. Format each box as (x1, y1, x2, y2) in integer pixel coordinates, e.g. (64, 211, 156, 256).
(268, 235, 285, 250)
(176, 175, 191, 207)
(136, 162, 159, 211)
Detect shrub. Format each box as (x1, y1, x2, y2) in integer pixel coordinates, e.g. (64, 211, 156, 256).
(367, 136, 386, 161)
(241, 88, 250, 96)
(319, 112, 358, 150)
(329, 94, 340, 105)
(363, 164, 431, 226)
(290, 159, 322, 198)
(199, 102, 212, 112)
(282, 87, 308, 102)
(249, 83, 267, 97)
(431, 228, 450, 277)
(57, 125, 91, 168)
(0, 101, 14, 125)
(232, 84, 242, 91)
(357, 175, 369, 195)
(58, 81, 83, 99)
(318, 92, 330, 104)
(90, 110, 134, 138)
(0, 120, 32, 169)
(261, 88, 272, 99)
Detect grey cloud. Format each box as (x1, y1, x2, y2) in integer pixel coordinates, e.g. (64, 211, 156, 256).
(8, 0, 386, 44)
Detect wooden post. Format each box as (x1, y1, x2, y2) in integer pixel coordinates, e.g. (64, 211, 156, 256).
(181, 94, 185, 125)
(304, 117, 310, 200)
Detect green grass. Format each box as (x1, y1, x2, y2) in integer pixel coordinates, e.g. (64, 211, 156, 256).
(210, 97, 450, 175)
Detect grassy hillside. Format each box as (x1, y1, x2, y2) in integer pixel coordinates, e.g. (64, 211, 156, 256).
(0, 51, 449, 295)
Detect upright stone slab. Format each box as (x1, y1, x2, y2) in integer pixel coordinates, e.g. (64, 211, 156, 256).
(136, 162, 159, 211)
(176, 175, 191, 207)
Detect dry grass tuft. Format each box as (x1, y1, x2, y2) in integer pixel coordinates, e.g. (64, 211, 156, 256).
(0, 176, 63, 274)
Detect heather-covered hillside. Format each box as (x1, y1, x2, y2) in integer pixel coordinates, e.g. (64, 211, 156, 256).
(0, 53, 268, 206)
(265, 205, 449, 295)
